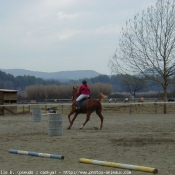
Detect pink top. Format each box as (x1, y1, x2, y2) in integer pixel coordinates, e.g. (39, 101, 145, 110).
(78, 84, 90, 95)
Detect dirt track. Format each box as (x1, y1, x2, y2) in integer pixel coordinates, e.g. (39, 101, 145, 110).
(0, 112, 175, 175)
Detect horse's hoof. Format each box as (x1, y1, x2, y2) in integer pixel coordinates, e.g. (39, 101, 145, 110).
(79, 125, 83, 129)
(93, 127, 98, 130)
(67, 127, 71, 129)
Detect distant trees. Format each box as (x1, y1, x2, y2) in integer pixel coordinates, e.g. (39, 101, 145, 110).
(24, 83, 112, 100)
(110, 75, 124, 92)
(121, 75, 146, 99)
(0, 71, 15, 89)
(90, 75, 111, 84)
(25, 85, 72, 100)
(0, 70, 60, 90)
(1, 69, 175, 101)
(90, 83, 112, 98)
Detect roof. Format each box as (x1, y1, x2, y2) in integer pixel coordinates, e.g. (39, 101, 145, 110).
(0, 89, 18, 92)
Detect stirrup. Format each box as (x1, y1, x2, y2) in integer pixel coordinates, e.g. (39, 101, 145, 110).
(76, 106, 80, 110)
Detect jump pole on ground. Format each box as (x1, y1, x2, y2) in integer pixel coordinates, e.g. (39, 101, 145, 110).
(79, 158, 158, 174)
(9, 149, 64, 159)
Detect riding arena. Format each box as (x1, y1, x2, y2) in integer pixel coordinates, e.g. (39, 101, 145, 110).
(0, 98, 175, 175)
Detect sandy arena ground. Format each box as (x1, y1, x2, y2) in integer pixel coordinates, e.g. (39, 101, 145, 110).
(0, 111, 175, 175)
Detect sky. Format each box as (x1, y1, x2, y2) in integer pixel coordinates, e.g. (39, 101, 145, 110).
(0, 0, 157, 75)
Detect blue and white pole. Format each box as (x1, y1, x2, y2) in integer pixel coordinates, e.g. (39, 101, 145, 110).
(9, 149, 64, 159)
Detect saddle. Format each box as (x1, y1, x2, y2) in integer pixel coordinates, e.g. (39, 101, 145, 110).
(79, 97, 90, 107)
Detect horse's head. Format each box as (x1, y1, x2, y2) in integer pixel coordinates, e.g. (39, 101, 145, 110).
(72, 86, 79, 101)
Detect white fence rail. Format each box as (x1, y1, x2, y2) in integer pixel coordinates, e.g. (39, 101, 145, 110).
(1, 101, 175, 115)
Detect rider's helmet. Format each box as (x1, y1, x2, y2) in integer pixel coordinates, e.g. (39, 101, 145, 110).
(82, 80, 87, 84)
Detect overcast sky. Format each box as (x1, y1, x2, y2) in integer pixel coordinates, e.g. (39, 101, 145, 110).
(0, 0, 157, 75)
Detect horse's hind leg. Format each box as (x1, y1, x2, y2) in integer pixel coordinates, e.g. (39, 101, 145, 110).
(79, 111, 92, 129)
(96, 109, 104, 130)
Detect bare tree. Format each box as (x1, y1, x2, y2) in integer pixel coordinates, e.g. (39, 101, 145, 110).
(24, 83, 112, 100)
(109, 0, 175, 113)
(121, 75, 146, 101)
(90, 83, 112, 98)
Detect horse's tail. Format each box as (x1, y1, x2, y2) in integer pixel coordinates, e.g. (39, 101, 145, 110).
(99, 93, 107, 102)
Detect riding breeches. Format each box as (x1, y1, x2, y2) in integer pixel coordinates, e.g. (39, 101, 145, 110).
(76, 94, 89, 101)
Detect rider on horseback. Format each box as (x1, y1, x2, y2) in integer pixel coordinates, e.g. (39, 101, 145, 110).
(76, 80, 91, 110)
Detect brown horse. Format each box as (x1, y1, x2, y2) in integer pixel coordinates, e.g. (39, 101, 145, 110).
(67, 87, 106, 130)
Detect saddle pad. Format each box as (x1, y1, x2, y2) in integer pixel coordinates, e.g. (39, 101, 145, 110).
(80, 98, 88, 107)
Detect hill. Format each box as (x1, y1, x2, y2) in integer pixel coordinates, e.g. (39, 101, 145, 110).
(0, 69, 101, 81)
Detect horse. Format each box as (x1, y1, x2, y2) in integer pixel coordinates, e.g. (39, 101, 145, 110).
(67, 87, 106, 130)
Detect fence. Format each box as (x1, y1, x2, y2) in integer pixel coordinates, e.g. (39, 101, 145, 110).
(1, 101, 175, 115)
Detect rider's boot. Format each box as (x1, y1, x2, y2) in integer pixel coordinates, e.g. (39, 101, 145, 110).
(76, 101, 80, 110)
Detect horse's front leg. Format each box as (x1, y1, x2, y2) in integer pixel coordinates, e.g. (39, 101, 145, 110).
(96, 110, 104, 130)
(79, 111, 92, 129)
(68, 109, 75, 123)
(67, 112, 78, 129)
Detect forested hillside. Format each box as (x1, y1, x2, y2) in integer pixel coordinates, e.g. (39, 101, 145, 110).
(0, 70, 168, 93)
(0, 69, 100, 81)
(0, 70, 60, 90)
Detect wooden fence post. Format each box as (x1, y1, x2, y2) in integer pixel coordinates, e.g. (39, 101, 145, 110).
(129, 104, 132, 115)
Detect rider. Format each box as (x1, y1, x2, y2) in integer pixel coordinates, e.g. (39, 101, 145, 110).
(76, 80, 91, 109)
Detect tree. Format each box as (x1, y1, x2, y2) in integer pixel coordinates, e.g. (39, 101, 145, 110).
(90, 75, 111, 84)
(121, 75, 146, 100)
(109, 0, 175, 113)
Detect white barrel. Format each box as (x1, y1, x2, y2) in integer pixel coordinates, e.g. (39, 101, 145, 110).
(32, 108, 41, 122)
(48, 114, 63, 136)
